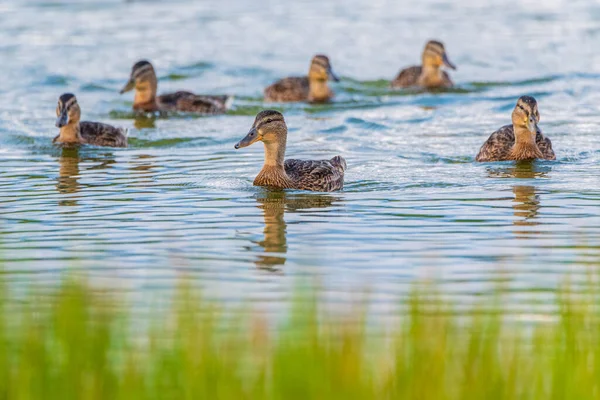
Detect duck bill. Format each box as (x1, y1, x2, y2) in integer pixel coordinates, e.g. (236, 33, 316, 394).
(119, 79, 135, 94)
(234, 128, 259, 149)
(442, 53, 456, 70)
(55, 112, 68, 128)
(328, 68, 340, 82)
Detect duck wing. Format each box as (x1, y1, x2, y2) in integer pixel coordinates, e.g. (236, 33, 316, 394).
(535, 128, 556, 160)
(284, 156, 346, 192)
(391, 66, 422, 88)
(475, 125, 515, 162)
(158, 91, 229, 114)
(80, 121, 128, 148)
(264, 77, 309, 102)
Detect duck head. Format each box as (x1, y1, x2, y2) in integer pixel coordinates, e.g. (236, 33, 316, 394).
(55, 93, 81, 128)
(422, 40, 456, 70)
(512, 95, 540, 136)
(235, 110, 287, 149)
(308, 54, 339, 82)
(119, 60, 158, 103)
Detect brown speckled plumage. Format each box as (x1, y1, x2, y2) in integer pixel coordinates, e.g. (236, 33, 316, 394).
(476, 96, 555, 162)
(54, 93, 127, 148)
(264, 55, 339, 103)
(391, 40, 455, 89)
(391, 66, 453, 89)
(120, 60, 231, 114)
(235, 110, 346, 192)
(157, 91, 229, 114)
(264, 77, 310, 102)
(284, 156, 346, 192)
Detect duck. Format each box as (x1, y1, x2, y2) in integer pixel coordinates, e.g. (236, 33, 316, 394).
(476, 96, 556, 162)
(264, 55, 339, 103)
(54, 93, 127, 147)
(391, 40, 456, 89)
(119, 60, 231, 114)
(234, 110, 346, 191)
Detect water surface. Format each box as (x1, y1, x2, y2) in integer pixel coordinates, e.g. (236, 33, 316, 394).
(1, 0, 600, 311)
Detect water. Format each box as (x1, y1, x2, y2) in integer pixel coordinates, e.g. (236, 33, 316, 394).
(1, 0, 600, 309)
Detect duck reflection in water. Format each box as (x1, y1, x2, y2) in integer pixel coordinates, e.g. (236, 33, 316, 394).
(57, 148, 81, 205)
(487, 161, 549, 234)
(251, 191, 339, 272)
(512, 185, 540, 227)
(486, 160, 551, 180)
(56, 148, 116, 206)
(133, 114, 156, 130)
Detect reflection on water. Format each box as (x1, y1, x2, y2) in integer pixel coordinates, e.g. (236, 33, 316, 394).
(1, 0, 600, 306)
(512, 185, 541, 228)
(252, 192, 338, 272)
(56, 148, 117, 206)
(130, 154, 157, 173)
(57, 148, 81, 206)
(488, 162, 547, 236)
(133, 116, 157, 130)
(254, 192, 287, 271)
(486, 161, 552, 180)
(57, 148, 80, 196)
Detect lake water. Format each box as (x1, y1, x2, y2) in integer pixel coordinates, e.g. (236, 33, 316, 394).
(1, 0, 599, 310)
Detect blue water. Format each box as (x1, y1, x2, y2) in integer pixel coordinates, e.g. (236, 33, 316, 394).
(1, 0, 599, 310)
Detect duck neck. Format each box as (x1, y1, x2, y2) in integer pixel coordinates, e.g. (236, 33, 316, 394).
(264, 136, 287, 167)
(254, 136, 295, 189)
(308, 78, 331, 103)
(509, 125, 543, 160)
(419, 65, 444, 87)
(58, 122, 83, 143)
(133, 81, 159, 112)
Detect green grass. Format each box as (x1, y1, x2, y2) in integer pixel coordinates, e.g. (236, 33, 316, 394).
(1, 275, 600, 399)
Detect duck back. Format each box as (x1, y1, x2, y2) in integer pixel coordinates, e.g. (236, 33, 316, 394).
(284, 156, 346, 192)
(264, 77, 310, 102)
(391, 66, 452, 89)
(79, 121, 127, 148)
(391, 66, 422, 88)
(157, 91, 230, 114)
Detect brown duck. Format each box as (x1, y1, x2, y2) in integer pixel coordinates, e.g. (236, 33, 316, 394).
(234, 110, 346, 192)
(476, 96, 556, 162)
(119, 60, 231, 114)
(54, 93, 127, 148)
(391, 40, 456, 89)
(264, 55, 339, 103)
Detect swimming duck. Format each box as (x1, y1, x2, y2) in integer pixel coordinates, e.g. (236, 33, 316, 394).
(391, 40, 456, 89)
(119, 60, 231, 114)
(54, 93, 127, 148)
(264, 55, 340, 103)
(234, 110, 346, 191)
(476, 96, 555, 162)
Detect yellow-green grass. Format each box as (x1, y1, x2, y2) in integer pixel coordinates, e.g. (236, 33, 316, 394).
(1, 275, 600, 399)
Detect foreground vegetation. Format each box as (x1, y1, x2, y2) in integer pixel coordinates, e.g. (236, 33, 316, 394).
(1, 275, 600, 399)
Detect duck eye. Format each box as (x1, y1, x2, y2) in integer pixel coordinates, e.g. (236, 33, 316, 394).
(266, 119, 273, 124)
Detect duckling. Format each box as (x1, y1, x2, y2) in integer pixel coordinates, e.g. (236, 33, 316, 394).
(119, 60, 231, 114)
(54, 93, 127, 148)
(234, 110, 346, 192)
(391, 40, 456, 89)
(264, 55, 340, 103)
(476, 96, 556, 162)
